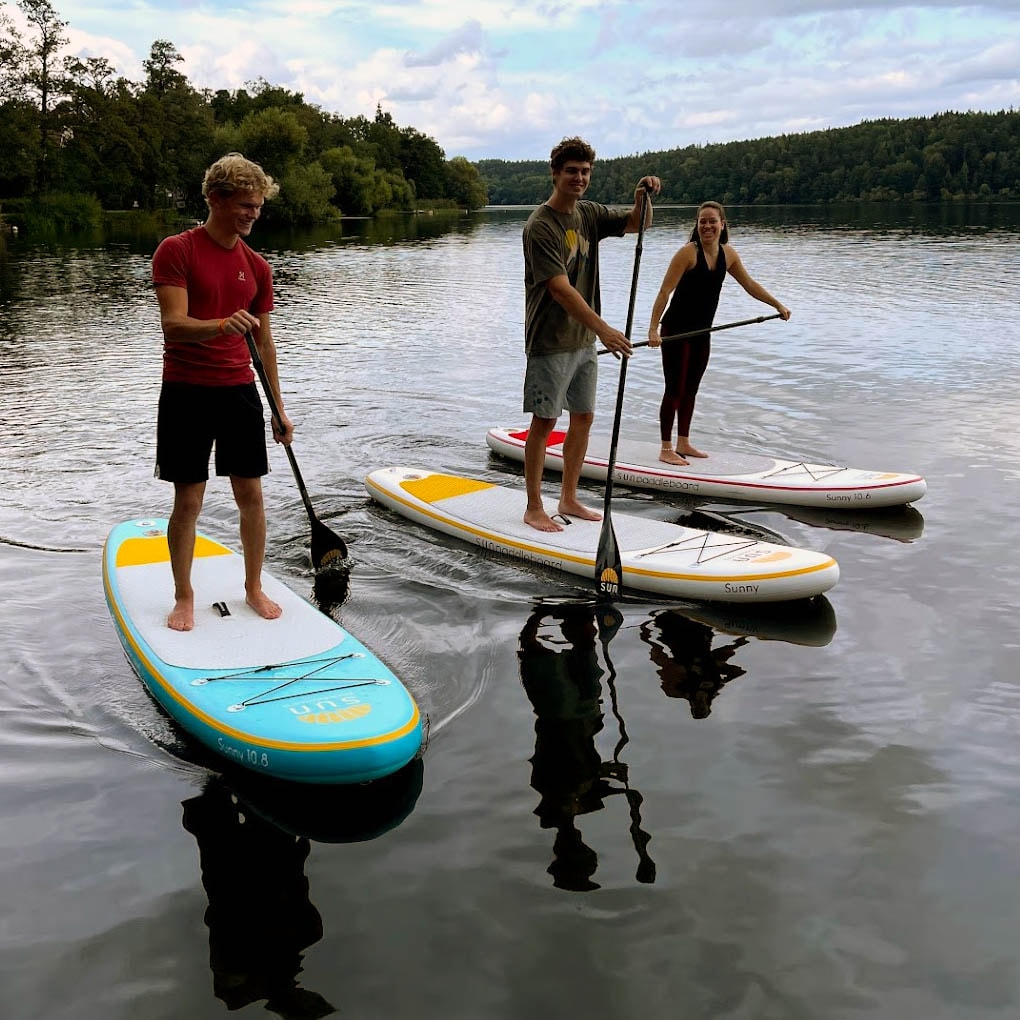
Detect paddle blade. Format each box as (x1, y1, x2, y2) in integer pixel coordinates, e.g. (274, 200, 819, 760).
(595, 520, 623, 600)
(309, 514, 349, 572)
(313, 567, 351, 616)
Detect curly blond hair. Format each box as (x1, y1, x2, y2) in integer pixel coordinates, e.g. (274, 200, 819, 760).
(202, 153, 280, 204)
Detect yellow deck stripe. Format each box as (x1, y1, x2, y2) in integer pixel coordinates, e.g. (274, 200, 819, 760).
(400, 472, 495, 502)
(116, 533, 230, 568)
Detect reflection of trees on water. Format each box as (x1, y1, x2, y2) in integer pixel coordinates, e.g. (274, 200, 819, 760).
(183, 778, 336, 1020)
(518, 603, 654, 891)
(640, 611, 749, 719)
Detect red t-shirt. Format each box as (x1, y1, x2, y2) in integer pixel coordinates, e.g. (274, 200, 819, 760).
(152, 227, 275, 386)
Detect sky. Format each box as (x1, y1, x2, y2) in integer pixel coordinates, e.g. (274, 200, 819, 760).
(7, 0, 1020, 161)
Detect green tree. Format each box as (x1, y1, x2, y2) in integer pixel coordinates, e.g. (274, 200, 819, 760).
(398, 124, 446, 199)
(236, 107, 308, 180)
(445, 156, 487, 209)
(274, 160, 336, 224)
(58, 57, 145, 207)
(17, 0, 68, 191)
(0, 2, 25, 102)
(137, 39, 215, 211)
(319, 144, 377, 215)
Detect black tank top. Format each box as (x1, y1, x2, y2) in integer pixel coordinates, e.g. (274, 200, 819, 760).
(661, 243, 727, 336)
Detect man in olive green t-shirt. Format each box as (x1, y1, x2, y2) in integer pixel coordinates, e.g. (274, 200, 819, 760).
(521, 136, 660, 532)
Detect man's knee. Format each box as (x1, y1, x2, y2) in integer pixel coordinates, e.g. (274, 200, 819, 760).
(529, 416, 557, 440)
(172, 483, 205, 519)
(231, 477, 265, 515)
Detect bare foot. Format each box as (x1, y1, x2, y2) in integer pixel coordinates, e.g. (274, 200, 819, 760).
(167, 597, 195, 631)
(558, 499, 602, 522)
(676, 444, 708, 458)
(524, 507, 564, 532)
(246, 589, 283, 620)
(659, 450, 689, 466)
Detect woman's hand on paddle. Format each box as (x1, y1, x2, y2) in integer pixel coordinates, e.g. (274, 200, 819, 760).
(776, 303, 792, 320)
(647, 327, 662, 349)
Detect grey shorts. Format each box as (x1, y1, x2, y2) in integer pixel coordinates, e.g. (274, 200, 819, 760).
(523, 347, 598, 418)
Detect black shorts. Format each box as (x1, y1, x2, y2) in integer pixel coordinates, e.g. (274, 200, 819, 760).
(155, 381, 269, 483)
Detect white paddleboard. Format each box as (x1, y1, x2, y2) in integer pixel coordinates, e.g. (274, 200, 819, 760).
(486, 427, 926, 509)
(365, 467, 839, 603)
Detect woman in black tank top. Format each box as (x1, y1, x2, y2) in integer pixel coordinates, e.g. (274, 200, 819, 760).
(646, 202, 791, 465)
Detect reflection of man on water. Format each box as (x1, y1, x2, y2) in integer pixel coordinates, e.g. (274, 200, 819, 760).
(182, 779, 336, 1020)
(518, 604, 654, 891)
(640, 610, 747, 718)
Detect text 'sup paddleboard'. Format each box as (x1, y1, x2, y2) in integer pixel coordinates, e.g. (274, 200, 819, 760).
(103, 519, 422, 784)
(365, 467, 839, 603)
(486, 427, 926, 509)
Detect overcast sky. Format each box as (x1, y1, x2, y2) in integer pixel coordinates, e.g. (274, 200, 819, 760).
(9, 0, 1020, 160)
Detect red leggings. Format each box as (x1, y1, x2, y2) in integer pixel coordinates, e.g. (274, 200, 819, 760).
(658, 337, 710, 441)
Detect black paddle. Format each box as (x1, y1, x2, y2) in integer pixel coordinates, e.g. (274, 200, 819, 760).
(595, 186, 650, 599)
(244, 331, 349, 571)
(597, 311, 783, 355)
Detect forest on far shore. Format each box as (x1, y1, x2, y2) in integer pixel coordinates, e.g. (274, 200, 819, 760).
(0, 0, 488, 232)
(478, 109, 1020, 207)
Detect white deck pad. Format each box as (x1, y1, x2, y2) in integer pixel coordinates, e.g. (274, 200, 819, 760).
(486, 427, 926, 509)
(116, 553, 345, 670)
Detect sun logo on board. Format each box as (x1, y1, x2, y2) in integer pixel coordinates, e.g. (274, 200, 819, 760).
(298, 703, 372, 725)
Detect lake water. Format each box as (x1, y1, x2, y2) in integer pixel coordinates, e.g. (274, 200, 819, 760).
(2, 202, 1019, 1020)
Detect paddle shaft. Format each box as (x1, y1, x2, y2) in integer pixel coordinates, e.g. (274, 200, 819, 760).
(595, 187, 651, 598)
(597, 312, 783, 355)
(244, 332, 313, 515)
(244, 331, 348, 565)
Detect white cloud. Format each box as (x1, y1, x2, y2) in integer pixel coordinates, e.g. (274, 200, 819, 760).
(4, 0, 1017, 159)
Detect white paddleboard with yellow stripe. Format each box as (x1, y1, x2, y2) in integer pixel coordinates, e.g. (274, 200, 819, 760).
(486, 427, 927, 509)
(103, 518, 422, 784)
(365, 467, 839, 603)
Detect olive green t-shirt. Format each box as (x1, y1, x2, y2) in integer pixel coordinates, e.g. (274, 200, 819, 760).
(523, 201, 630, 357)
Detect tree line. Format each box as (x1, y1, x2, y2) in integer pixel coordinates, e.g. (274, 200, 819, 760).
(478, 109, 1020, 206)
(0, 0, 489, 229)
(2, 0, 1017, 231)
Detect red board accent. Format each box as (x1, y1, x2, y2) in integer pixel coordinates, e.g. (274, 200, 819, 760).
(506, 428, 567, 447)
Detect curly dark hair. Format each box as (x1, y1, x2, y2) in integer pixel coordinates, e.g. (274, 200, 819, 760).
(550, 136, 596, 171)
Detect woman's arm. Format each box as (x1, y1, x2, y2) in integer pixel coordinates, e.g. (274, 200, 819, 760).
(726, 249, 791, 319)
(647, 244, 697, 345)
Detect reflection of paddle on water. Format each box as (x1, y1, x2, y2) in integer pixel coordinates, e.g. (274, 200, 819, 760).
(598, 606, 656, 884)
(518, 602, 656, 890)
